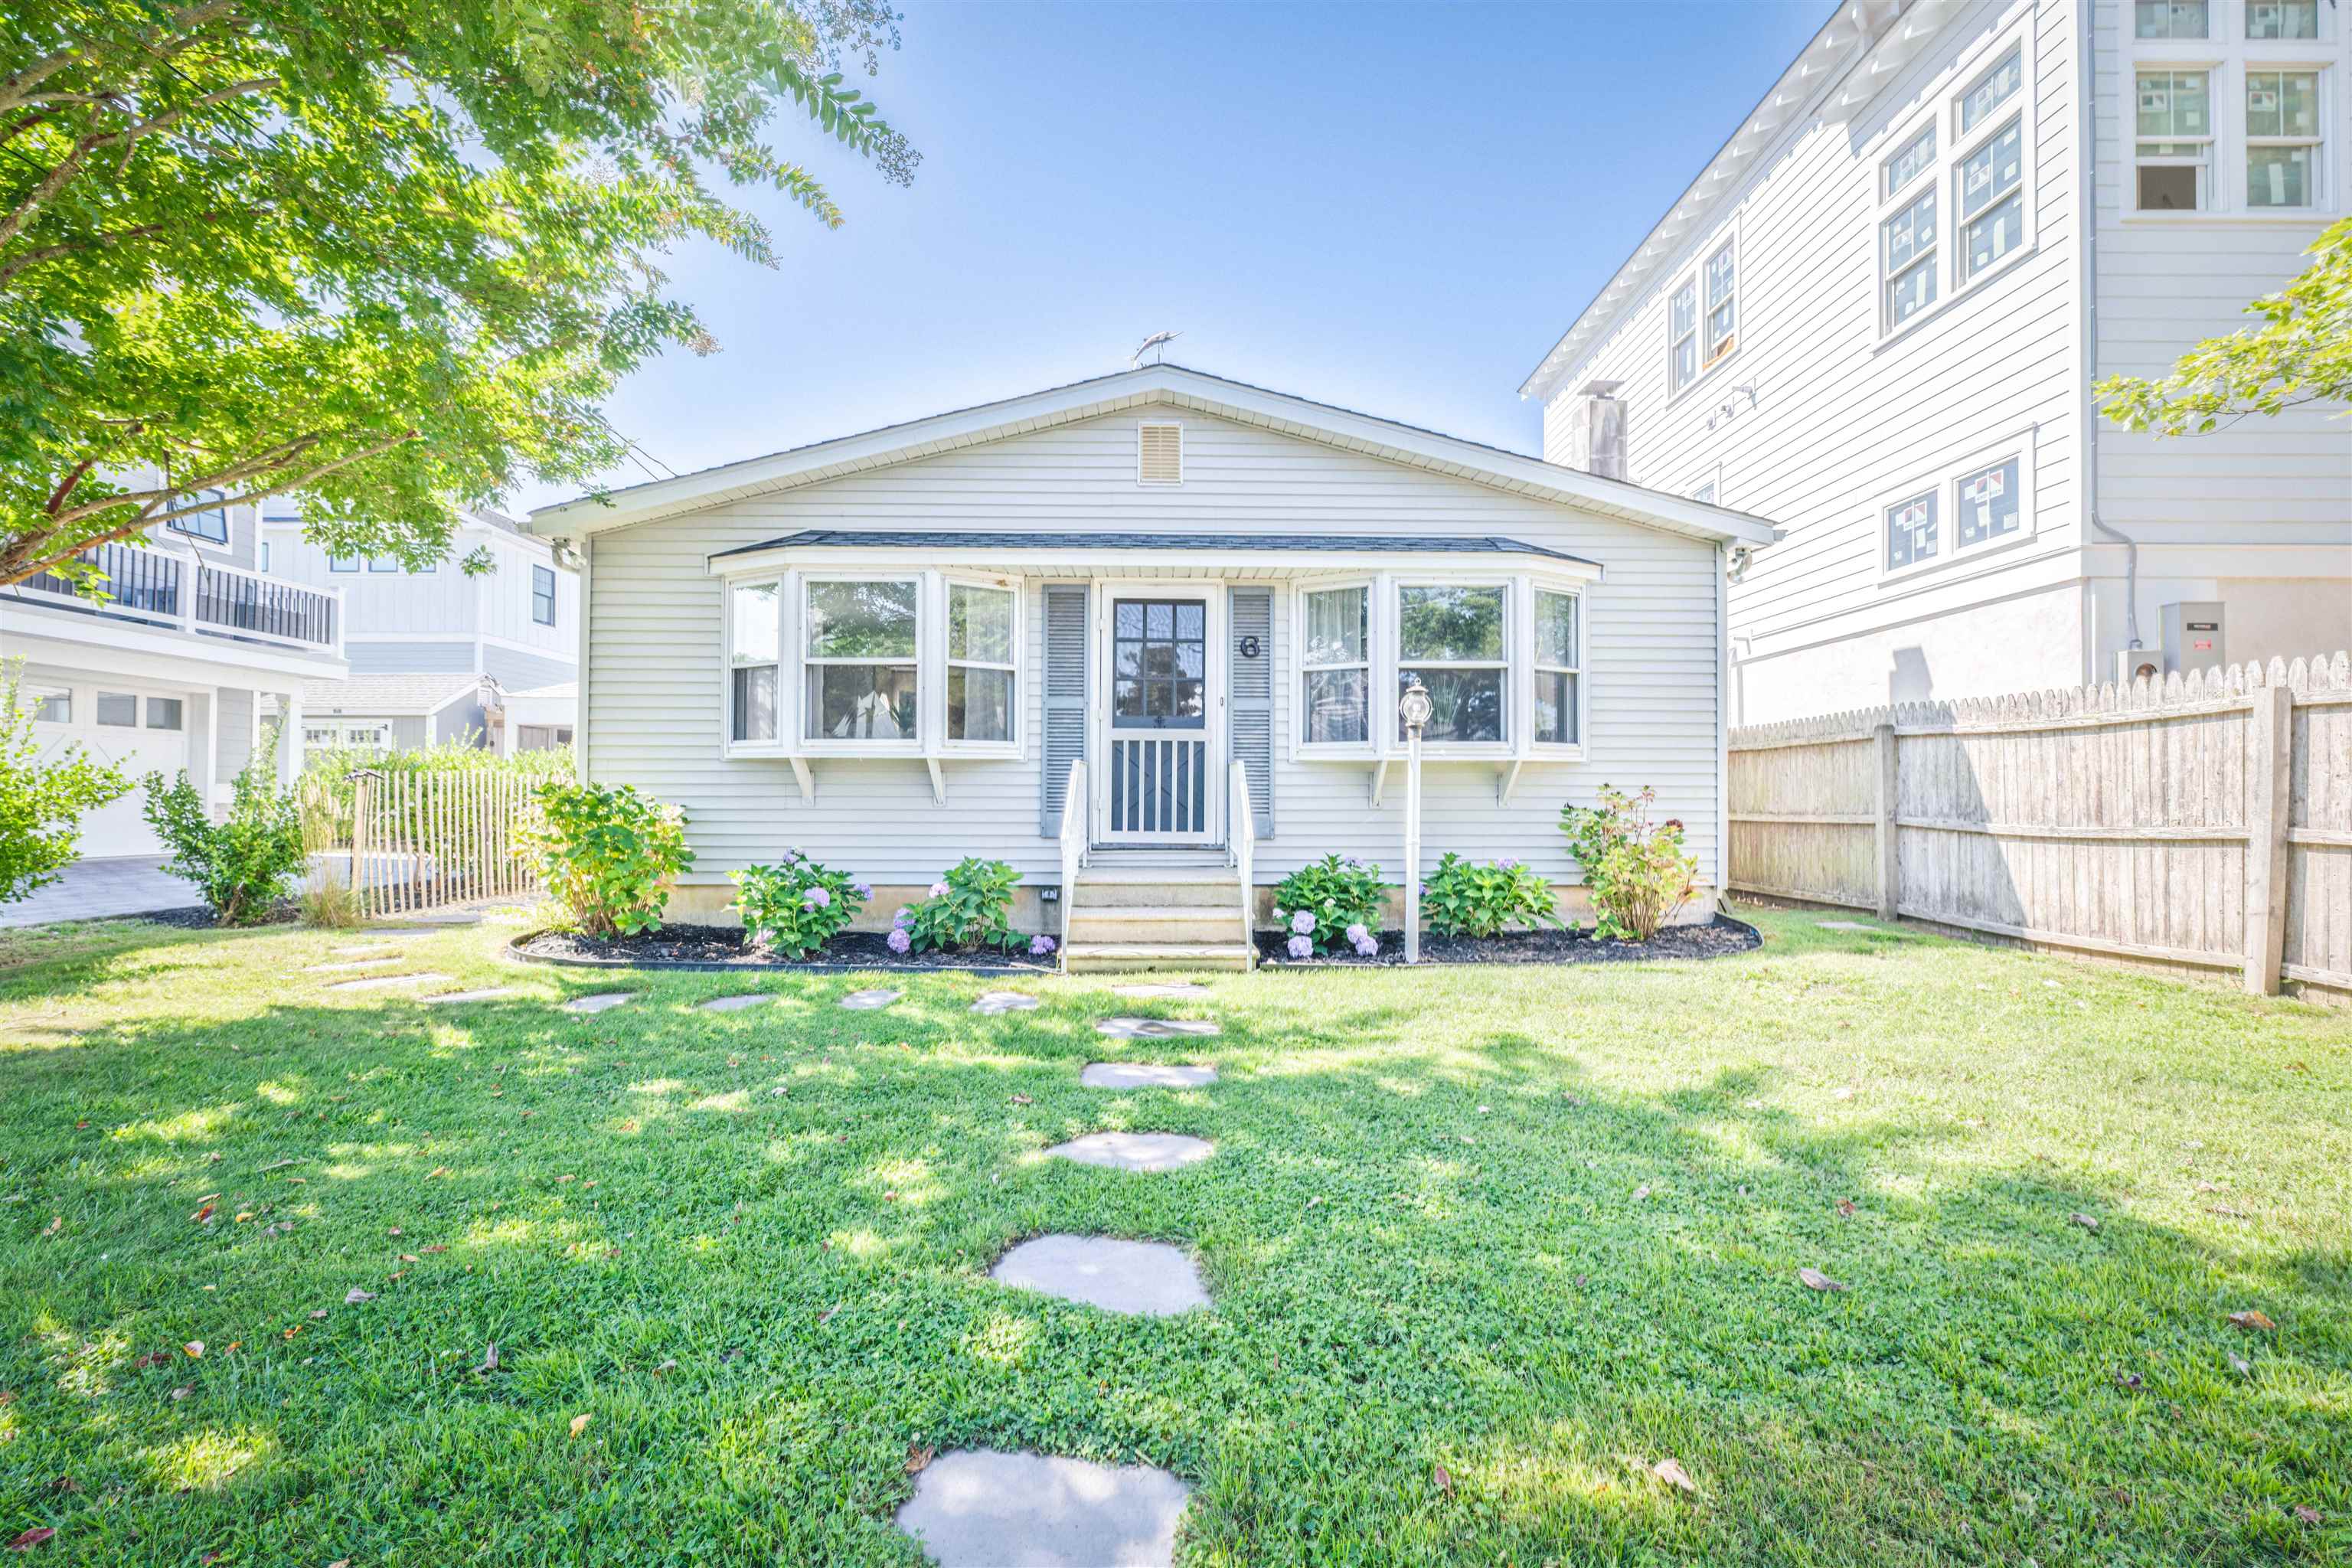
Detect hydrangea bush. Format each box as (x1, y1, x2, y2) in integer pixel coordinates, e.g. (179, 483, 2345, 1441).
(731, 849, 867, 958)
(1420, 851, 1561, 939)
(1271, 854, 1385, 958)
(1560, 783, 1698, 942)
(520, 782, 693, 938)
(894, 857, 1023, 953)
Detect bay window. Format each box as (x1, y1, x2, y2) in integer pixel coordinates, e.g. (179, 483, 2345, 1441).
(946, 580, 1017, 744)
(729, 580, 780, 743)
(1397, 583, 1507, 746)
(1533, 590, 1580, 747)
(804, 577, 919, 743)
(1301, 583, 1370, 745)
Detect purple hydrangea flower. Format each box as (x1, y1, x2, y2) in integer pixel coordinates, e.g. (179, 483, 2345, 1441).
(1286, 934, 1313, 959)
(1272, 906, 1285, 921)
(893, 907, 913, 928)
(1354, 935, 1379, 956)
(1344, 923, 1368, 945)
(1498, 858, 1519, 871)
(886, 927, 912, 954)
(852, 882, 872, 900)
(929, 880, 949, 898)
(802, 885, 831, 909)
(1030, 933, 1057, 956)
(1291, 910, 1316, 936)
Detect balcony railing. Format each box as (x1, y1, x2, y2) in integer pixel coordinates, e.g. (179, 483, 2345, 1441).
(10, 541, 341, 655)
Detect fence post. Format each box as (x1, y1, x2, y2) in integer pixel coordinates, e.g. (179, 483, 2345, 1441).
(351, 770, 375, 921)
(1873, 721, 1899, 921)
(2243, 684, 2293, 995)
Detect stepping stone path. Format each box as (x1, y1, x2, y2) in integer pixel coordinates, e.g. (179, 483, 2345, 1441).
(697, 994, 774, 1013)
(563, 992, 635, 1014)
(307, 957, 402, 973)
(1047, 1131, 1214, 1173)
(840, 988, 902, 1011)
(896, 1450, 1191, 1568)
(329, 972, 449, 991)
(426, 988, 521, 1005)
(970, 990, 1039, 1015)
(991, 1235, 1207, 1317)
(1095, 1018, 1219, 1040)
(1111, 982, 1210, 999)
(1081, 1063, 1217, 1089)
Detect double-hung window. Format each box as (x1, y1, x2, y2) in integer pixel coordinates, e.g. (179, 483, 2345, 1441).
(729, 580, 780, 743)
(531, 564, 557, 626)
(1700, 243, 1736, 368)
(168, 489, 229, 545)
(2137, 69, 2213, 209)
(803, 577, 920, 743)
(2245, 70, 2320, 207)
(946, 580, 1017, 744)
(2130, 5, 2328, 216)
(1874, 28, 2034, 340)
(1667, 279, 1699, 394)
(1300, 583, 1370, 746)
(1666, 238, 1736, 395)
(1397, 583, 1508, 746)
(1879, 122, 1939, 330)
(1532, 590, 1579, 747)
(1954, 45, 2027, 285)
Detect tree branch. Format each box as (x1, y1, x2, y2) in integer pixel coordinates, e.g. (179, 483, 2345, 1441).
(0, 0, 243, 119)
(0, 75, 279, 253)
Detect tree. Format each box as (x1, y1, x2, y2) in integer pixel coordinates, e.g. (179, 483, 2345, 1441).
(2, 0, 916, 592)
(2099, 214, 2351, 435)
(0, 661, 129, 903)
(142, 724, 305, 924)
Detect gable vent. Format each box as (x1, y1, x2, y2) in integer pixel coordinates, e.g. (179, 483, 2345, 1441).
(1137, 423, 1183, 485)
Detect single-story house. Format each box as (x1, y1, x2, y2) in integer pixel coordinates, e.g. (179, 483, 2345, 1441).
(500, 681, 578, 756)
(529, 365, 1778, 969)
(273, 673, 504, 752)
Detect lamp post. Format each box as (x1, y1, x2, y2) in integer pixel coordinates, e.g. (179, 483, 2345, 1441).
(1399, 679, 1432, 964)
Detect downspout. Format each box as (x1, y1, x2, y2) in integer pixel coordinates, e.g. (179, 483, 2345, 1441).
(2078, 0, 2141, 657)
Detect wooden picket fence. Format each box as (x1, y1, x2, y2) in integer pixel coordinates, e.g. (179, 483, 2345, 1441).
(302, 768, 544, 918)
(1728, 652, 2352, 1002)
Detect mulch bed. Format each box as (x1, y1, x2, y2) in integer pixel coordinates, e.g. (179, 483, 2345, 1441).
(514, 924, 1056, 973)
(128, 902, 301, 930)
(1256, 914, 1761, 967)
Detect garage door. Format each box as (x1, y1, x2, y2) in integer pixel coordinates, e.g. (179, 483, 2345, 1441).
(28, 683, 194, 858)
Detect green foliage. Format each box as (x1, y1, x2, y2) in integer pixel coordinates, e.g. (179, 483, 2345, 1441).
(0, 663, 129, 903)
(1420, 851, 1560, 939)
(2, 0, 920, 591)
(1560, 783, 1698, 942)
(141, 736, 305, 925)
(521, 782, 693, 939)
(2099, 214, 2352, 435)
(731, 851, 866, 959)
(1272, 854, 1386, 954)
(897, 858, 1020, 953)
(296, 740, 573, 841)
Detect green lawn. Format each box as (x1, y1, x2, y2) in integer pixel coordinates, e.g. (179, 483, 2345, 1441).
(0, 909, 2346, 1565)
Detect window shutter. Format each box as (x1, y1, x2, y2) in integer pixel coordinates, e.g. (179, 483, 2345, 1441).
(1040, 584, 1089, 835)
(1229, 586, 1274, 838)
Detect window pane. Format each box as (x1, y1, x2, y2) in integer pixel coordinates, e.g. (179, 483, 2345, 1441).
(145, 697, 183, 730)
(1963, 191, 2024, 278)
(1886, 491, 1939, 570)
(1884, 187, 1936, 273)
(368, 557, 400, 572)
(732, 665, 776, 742)
(2246, 0, 2317, 39)
(1669, 283, 1695, 339)
(805, 580, 917, 658)
(1704, 244, 1734, 309)
(1887, 257, 1938, 326)
(1534, 591, 1577, 669)
(1671, 332, 1697, 389)
(96, 691, 137, 727)
(1884, 122, 1936, 196)
(1959, 118, 2022, 220)
(2138, 158, 2203, 211)
(948, 665, 1014, 743)
(730, 581, 779, 664)
(805, 663, 916, 740)
(1956, 459, 2022, 547)
(2248, 145, 2315, 208)
(29, 691, 69, 723)
(1958, 45, 2022, 134)
(1303, 586, 1367, 668)
(1535, 671, 1579, 746)
(329, 556, 359, 573)
(1305, 668, 1369, 744)
(2135, 0, 2208, 37)
(1693, 482, 1717, 504)
(2138, 71, 2208, 139)
(1398, 668, 1504, 744)
(1399, 585, 1504, 662)
(2246, 72, 2319, 139)
(948, 583, 1015, 664)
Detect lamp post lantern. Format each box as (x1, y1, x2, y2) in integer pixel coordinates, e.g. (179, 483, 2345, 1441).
(1399, 679, 1432, 963)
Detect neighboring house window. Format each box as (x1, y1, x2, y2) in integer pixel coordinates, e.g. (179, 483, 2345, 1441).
(1396, 583, 1506, 745)
(2247, 0, 2318, 40)
(2137, 0, 2208, 36)
(1886, 490, 1939, 572)
(518, 724, 574, 751)
(1954, 46, 2027, 284)
(2244, 70, 2320, 208)
(803, 577, 918, 743)
(531, 564, 557, 626)
(96, 691, 138, 727)
(1667, 279, 1698, 394)
(329, 555, 360, 573)
(27, 688, 70, 723)
(1300, 583, 1370, 745)
(729, 580, 779, 743)
(168, 489, 229, 545)
(368, 557, 402, 572)
(946, 580, 1017, 744)
(145, 697, 183, 730)
(1883, 440, 2036, 579)
(1955, 458, 2022, 550)
(1691, 479, 1718, 505)
(1700, 242, 1736, 369)
(1533, 590, 1580, 746)
(2137, 70, 2213, 210)
(258, 541, 271, 573)
(1880, 122, 1939, 331)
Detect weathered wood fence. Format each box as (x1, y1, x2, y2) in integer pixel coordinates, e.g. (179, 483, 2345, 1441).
(302, 769, 543, 918)
(1728, 652, 2352, 1001)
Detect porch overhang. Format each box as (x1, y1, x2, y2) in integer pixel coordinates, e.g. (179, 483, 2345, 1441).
(706, 531, 1606, 583)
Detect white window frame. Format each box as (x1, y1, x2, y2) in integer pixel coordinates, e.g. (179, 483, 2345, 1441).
(2246, 0, 2321, 42)
(1665, 228, 1740, 403)
(166, 488, 230, 547)
(940, 573, 1023, 757)
(2243, 66, 2324, 210)
(725, 575, 786, 753)
(1393, 575, 1516, 757)
(1528, 580, 1585, 753)
(531, 564, 557, 626)
(25, 685, 70, 724)
(2135, 0, 2212, 41)
(1949, 36, 2034, 296)
(328, 555, 360, 573)
(2124, 4, 2336, 223)
(1879, 428, 2040, 586)
(1293, 576, 1377, 757)
(2135, 64, 2220, 211)
(1876, 116, 1940, 336)
(1666, 276, 1700, 396)
(799, 571, 925, 754)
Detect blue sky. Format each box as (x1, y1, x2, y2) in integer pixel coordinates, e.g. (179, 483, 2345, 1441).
(518, 0, 1828, 511)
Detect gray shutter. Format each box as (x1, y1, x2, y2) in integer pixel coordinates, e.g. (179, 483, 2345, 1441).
(1040, 584, 1089, 835)
(1229, 586, 1274, 838)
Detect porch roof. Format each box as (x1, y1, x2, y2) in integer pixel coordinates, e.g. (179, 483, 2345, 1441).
(710, 530, 1604, 574)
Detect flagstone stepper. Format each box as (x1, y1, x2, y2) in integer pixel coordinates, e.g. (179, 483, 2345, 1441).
(970, 991, 1040, 1014)
(697, 994, 774, 1013)
(895, 1449, 1191, 1568)
(990, 1235, 1209, 1316)
(1080, 1063, 1218, 1089)
(562, 993, 636, 1014)
(1046, 1132, 1214, 1173)
(1110, 981, 1212, 1000)
(1094, 1018, 1219, 1040)
(841, 988, 902, 1011)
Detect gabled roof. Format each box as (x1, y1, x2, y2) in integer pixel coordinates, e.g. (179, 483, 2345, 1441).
(529, 364, 1779, 549)
(291, 673, 496, 717)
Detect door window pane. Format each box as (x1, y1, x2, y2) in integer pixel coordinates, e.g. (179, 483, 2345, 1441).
(1955, 459, 2022, 548)
(145, 697, 184, 730)
(1886, 491, 1939, 570)
(948, 666, 1014, 743)
(1111, 598, 1207, 730)
(1397, 668, 1504, 744)
(1398, 585, 1504, 662)
(805, 579, 917, 658)
(805, 663, 916, 740)
(96, 691, 138, 727)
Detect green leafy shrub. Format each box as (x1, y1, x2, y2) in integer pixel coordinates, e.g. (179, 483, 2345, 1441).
(893, 858, 1020, 954)
(1560, 783, 1698, 942)
(521, 782, 693, 938)
(1421, 851, 1560, 939)
(1272, 854, 1386, 957)
(733, 851, 868, 958)
(142, 738, 305, 926)
(0, 665, 129, 905)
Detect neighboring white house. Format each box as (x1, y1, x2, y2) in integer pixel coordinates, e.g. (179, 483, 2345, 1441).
(276, 672, 506, 752)
(1522, 0, 2352, 724)
(2, 492, 346, 858)
(262, 505, 579, 748)
(529, 365, 1776, 969)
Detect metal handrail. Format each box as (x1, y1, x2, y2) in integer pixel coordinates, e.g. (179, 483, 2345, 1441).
(1057, 757, 1086, 970)
(1228, 759, 1256, 960)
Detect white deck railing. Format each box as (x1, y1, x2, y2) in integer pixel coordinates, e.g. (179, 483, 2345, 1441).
(1227, 759, 1256, 959)
(10, 541, 342, 655)
(1057, 757, 1087, 969)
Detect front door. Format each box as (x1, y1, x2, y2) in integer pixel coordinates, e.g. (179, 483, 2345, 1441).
(1094, 585, 1223, 846)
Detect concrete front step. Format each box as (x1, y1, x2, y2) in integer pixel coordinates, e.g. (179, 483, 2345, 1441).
(1067, 905, 1242, 946)
(1070, 876, 1238, 910)
(1063, 941, 1256, 973)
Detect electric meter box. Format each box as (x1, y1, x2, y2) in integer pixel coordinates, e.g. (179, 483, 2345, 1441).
(2161, 601, 2226, 675)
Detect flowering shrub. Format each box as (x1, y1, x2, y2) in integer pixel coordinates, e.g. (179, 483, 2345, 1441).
(1272, 854, 1385, 957)
(898, 857, 1023, 953)
(1420, 852, 1560, 939)
(141, 746, 304, 926)
(1559, 783, 1698, 942)
(521, 782, 693, 938)
(732, 849, 867, 958)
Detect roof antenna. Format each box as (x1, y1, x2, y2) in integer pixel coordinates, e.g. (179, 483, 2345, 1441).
(1130, 330, 1180, 368)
